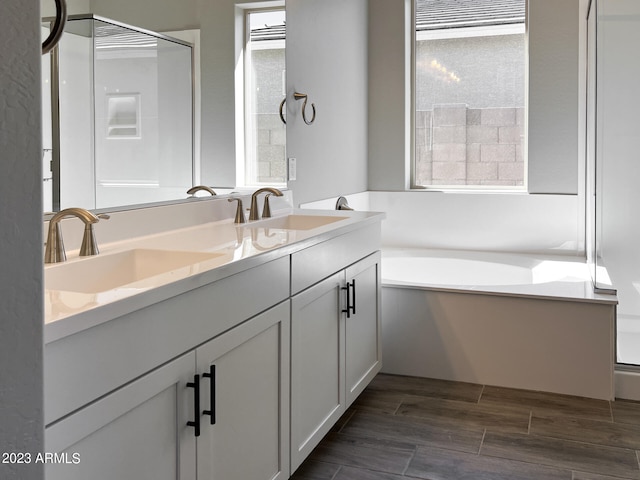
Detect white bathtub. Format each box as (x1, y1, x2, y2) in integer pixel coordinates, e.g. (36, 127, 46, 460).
(380, 248, 617, 400)
(383, 248, 593, 291)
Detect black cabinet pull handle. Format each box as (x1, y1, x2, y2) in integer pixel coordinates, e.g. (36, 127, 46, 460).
(186, 374, 201, 437)
(342, 282, 352, 318)
(203, 365, 216, 425)
(342, 280, 356, 318)
(351, 278, 356, 315)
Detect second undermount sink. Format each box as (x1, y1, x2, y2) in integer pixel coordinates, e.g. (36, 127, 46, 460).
(252, 214, 349, 231)
(45, 248, 224, 294)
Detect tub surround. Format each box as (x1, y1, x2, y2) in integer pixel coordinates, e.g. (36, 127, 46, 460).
(303, 191, 582, 255)
(382, 286, 615, 400)
(44, 197, 384, 480)
(381, 249, 616, 401)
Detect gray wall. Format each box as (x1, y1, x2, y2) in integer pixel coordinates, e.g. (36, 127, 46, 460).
(0, 1, 45, 479)
(528, 0, 580, 194)
(368, 0, 411, 190)
(285, 0, 369, 206)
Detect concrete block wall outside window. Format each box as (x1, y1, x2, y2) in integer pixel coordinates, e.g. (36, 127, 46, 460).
(255, 113, 286, 184)
(246, 10, 286, 186)
(415, 104, 525, 187)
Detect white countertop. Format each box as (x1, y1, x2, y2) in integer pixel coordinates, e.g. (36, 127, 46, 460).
(44, 208, 385, 343)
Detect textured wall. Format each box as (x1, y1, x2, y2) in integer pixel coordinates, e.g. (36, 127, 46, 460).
(0, 0, 45, 479)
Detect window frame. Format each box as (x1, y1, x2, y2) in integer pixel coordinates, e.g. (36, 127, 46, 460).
(411, 0, 528, 192)
(240, 6, 287, 188)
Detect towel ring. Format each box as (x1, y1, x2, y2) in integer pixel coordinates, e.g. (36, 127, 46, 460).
(279, 98, 287, 125)
(43, 0, 67, 55)
(294, 92, 316, 125)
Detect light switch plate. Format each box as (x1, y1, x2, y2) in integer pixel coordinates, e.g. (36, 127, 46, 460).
(288, 157, 297, 181)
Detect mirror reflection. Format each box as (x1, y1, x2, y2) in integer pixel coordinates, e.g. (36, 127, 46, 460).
(42, 15, 194, 212)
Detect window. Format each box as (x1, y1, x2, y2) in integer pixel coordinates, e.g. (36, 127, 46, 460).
(243, 9, 286, 187)
(414, 0, 526, 189)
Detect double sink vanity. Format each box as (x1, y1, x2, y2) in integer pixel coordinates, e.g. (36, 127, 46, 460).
(43, 195, 384, 479)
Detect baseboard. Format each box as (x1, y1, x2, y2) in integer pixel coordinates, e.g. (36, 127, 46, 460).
(615, 368, 640, 400)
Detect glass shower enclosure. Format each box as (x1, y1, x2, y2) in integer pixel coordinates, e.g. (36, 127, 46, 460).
(42, 15, 194, 212)
(587, 0, 640, 366)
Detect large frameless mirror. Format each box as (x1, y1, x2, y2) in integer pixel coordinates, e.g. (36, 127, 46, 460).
(42, 15, 194, 212)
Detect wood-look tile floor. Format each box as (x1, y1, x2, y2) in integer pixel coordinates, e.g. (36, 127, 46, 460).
(292, 374, 640, 480)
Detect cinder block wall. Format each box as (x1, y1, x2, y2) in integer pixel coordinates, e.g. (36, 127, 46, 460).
(416, 104, 525, 186)
(256, 113, 286, 184)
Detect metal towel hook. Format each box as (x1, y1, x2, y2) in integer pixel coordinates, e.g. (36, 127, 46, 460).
(294, 92, 316, 125)
(42, 0, 68, 55)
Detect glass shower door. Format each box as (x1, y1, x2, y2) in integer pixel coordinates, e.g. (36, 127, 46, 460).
(591, 0, 640, 365)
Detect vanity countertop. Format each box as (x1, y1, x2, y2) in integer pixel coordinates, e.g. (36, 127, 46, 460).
(44, 208, 385, 343)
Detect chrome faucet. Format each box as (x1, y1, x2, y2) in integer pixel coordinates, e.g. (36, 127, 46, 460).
(187, 185, 217, 196)
(335, 196, 354, 211)
(45, 208, 110, 264)
(249, 187, 283, 221)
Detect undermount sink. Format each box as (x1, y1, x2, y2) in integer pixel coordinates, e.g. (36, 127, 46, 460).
(251, 214, 348, 231)
(45, 248, 224, 294)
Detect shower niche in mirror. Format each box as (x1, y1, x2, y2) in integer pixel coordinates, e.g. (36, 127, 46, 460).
(42, 15, 194, 212)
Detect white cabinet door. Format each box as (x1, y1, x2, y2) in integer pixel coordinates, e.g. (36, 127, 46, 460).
(45, 352, 196, 480)
(196, 301, 290, 480)
(290, 271, 345, 472)
(345, 252, 382, 406)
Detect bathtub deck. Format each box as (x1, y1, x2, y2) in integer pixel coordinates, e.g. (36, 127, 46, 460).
(382, 248, 618, 305)
(292, 373, 640, 480)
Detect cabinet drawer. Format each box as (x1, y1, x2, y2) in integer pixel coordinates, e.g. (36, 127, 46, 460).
(45, 255, 290, 425)
(291, 223, 381, 294)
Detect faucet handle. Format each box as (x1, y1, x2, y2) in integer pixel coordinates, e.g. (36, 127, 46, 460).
(44, 222, 66, 264)
(228, 198, 246, 224)
(79, 214, 109, 257)
(262, 194, 273, 218)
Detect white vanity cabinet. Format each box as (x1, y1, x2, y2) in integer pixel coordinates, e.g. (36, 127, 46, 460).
(45, 256, 290, 480)
(44, 212, 384, 479)
(46, 301, 290, 480)
(344, 252, 382, 406)
(45, 351, 197, 480)
(291, 271, 345, 470)
(289, 225, 382, 472)
(196, 301, 290, 480)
